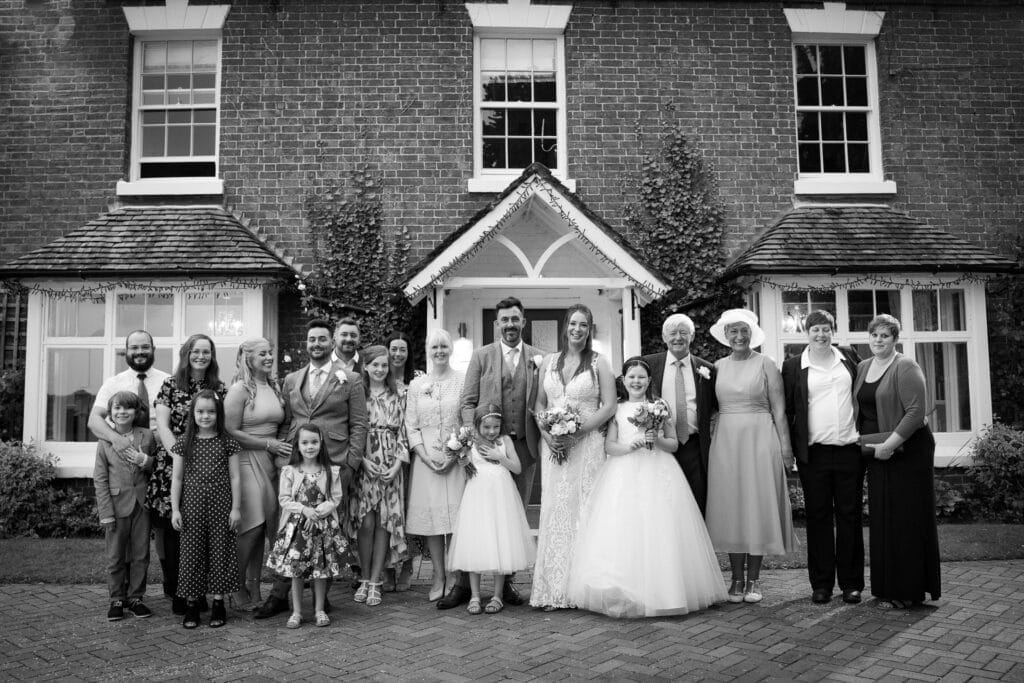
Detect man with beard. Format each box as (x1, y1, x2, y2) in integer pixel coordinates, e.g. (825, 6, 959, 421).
(439, 297, 542, 609)
(330, 317, 363, 373)
(88, 330, 170, 615)
(255, 318, 368, 619)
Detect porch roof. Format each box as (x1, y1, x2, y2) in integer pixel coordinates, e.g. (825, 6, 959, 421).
(402, 163, 670, 302)
(0, 205, 295, 280)
(723, 205, 1019, 278)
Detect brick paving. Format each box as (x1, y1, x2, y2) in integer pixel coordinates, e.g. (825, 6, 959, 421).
(1, 560, 1022, 681)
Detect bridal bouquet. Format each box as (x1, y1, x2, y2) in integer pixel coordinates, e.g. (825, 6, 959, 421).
(534, 403, 583, 465)
(627, 398, 671, 449)
(444, 425, 477, 478)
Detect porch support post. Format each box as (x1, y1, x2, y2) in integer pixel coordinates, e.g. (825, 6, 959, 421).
(622, 286, 641, 359)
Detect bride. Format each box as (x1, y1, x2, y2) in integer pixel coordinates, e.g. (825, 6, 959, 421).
(568, 357, 726, 617)
(530, 304, 617, 611)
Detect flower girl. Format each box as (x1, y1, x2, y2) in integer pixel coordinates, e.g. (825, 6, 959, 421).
(568, 357, 726, 618)
(447, 404, 536, 614)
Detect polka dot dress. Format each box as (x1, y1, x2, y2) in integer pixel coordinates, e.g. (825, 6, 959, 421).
(173, 436, 242, 599)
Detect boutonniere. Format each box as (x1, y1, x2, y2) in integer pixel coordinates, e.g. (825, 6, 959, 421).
(422, 381, 434, 397)
(697, 366, 712, 381)
(531, 354, 544, 369)
(334, 370, 347, 384)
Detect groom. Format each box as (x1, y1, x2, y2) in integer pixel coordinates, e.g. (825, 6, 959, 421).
(439, 296, 543, 609)
(642, 313, 716, 515)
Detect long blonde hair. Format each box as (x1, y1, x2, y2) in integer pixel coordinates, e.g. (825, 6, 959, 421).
(232, 337, 283, 407)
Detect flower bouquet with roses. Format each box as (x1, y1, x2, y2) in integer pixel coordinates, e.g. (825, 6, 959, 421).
(444, 425, 477, 478)
(627, 398, 671, 449)
(534, 402, 583, 465)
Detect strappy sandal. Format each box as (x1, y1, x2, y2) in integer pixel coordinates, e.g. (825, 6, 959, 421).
(876, 598, 908, 610)
(484, 596, 504, 614)
(366, 582, 383, 607)
(354, 580, 369, 603)
(314, 610, 330, 627)
(286, 613, 302, 629)
(467, 597, 482, 615)
(182, 601, 200, 629)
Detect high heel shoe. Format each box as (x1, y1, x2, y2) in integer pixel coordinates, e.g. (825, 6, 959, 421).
(727, 579, 745, 603)
(428, 580, 445, 602)
(228, 589, 249, 611)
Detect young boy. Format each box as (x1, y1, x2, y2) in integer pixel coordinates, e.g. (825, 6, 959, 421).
(94, 391, 157, 620)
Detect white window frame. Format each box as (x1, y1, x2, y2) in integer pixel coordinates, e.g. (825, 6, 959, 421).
(785, 2, 896, 196)
(466, 0, 575, 193)
(23, 282, 273, 477)
(117, 0, 230, 197)
(752, 274, 993, 466)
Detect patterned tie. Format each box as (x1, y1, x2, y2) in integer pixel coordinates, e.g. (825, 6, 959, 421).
(135, 373, 149, 428)
(674, 360, 689, 445)
(507, 347, 519, 373)
(310, 368, 323, 400)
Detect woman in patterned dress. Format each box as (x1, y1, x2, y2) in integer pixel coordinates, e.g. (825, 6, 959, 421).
(405, 328, 466, 601)
(530, 304, 617, 611)
(347, 345, 410, 607)
(151, 334, 226, 614)
(384, 330, 418, 591)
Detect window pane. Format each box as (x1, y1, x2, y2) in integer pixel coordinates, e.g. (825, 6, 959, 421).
(534, 109, 556, 137)
(193, 73, 216, 91)
(480, 38, 505, 70)
(116, 293, 173, 337)
(142, 126, 165, 157)
(796, 76, 819, 106)
(507, 138, 532, 168)
(143, 42, 166, 72)
(535, 138, 557, 168)
(506, 39, 531, 70)
(846, 77, 868, 107)
(481, 72, 505, 101)
(481, 108, 505, 135)
(534, 72, 556, 102)
(940, 289, 966, 330)
(46, 348, 104, 442)
(507, 72, 531, 102)
(47, 297, 105, 337)
(916, 342, 971, 432)
(194, 125, 216, 156)
(167, 110, 190, 124)
(482, 138, 505, 168)
(193, 109, 216, 124)
(167, 126, 191, 156)
(508, 109, 532, 135)
(820, 46, 843, 74)
(782, 290, 836, 334)
(533, 39, 556, 70)
(167, 41, 192, 71)
(795, 45, 817, 74)
(846, 113, 868, 141)
(912, 290, 938, 331)
(820, 112, 844, 140)
(821, 77, 844, 106)
(798, 143, 821, 173)
(822, 144, 846, 172)
(847, 290, 875, 332)
(848, 144, 869, 173)
(844, 45, 866, 75)
(797, 112, 819, 141)
(113, 347, 173, 375)
(185, 292, 246, 338)
(193, 40, 218, 70)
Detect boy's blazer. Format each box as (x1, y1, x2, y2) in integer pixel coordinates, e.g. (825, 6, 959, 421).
(94, 427, 156, 522)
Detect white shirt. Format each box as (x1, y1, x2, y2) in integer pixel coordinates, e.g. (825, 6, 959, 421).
(93, 366, 171, 432)
(802, 347, 859, 446)
(661, 353, 698, 435)
(499, 340, 524, 373)
(307, 362, 331, 393)
(330, 350, 359, 372)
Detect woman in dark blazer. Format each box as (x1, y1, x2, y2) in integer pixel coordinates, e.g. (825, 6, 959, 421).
(853, 314, 940, 609)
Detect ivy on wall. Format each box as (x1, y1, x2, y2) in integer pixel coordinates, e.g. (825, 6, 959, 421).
(626, 123, 743, 360)
(987, 232, 1024, 428)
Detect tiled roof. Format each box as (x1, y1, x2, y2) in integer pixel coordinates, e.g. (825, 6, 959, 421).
(723, 206, 1018, 278)
(0, 205, 295, 278)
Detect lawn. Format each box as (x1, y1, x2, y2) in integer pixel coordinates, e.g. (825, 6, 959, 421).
(2, 524, 1024, 584)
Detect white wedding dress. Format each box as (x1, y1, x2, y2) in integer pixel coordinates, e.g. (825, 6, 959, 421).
(530, 354, 607, 609)
(567, 401, 727, 618)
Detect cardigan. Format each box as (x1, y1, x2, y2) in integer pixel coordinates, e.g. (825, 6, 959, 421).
(275, 464, 344, 533)
(852, 353, 929, 440)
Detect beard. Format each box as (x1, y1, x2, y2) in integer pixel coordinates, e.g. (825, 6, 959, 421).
(126, 352, 155, 372)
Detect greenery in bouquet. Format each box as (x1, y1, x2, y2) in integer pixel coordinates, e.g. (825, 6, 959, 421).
(627, 398, 671, 449)
(534, 403, 583, 465)
(444, 425, 477, 478)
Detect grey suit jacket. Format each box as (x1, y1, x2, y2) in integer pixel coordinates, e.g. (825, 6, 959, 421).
(460, 341, 542, 465)
(94, 427, 156, 521)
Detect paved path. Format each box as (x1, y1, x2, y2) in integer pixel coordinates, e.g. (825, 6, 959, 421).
(1, 560, 1022, 681)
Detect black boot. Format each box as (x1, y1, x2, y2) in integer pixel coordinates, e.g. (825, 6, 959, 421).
(182, 601, 200, 629)
(209, 599, 226, 628)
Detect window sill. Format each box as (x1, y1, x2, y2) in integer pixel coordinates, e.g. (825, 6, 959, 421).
(794, 178, 897, 196)
(116, 178, 224, 197)
(468, 175, 576, 194)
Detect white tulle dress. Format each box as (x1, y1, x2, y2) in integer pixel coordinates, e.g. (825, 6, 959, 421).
(447, 438, 536, 574)
(568, 402, 727, 618)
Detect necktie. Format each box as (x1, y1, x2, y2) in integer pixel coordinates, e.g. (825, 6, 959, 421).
(674, 361, 689, 445)
(310, 368, 323, 399)
(507, 347, 519, 373)
(136, 373, 149, 428)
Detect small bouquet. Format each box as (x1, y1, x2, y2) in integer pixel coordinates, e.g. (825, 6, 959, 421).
(534, 403, 583, 465)
(627, 398, 671, 449)
(444, 425, 477, 478)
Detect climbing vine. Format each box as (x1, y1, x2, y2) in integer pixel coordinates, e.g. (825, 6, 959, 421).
(986, 231, 1024, 428)
(626, 122, 743, 359)
(301, 166, 415, 352)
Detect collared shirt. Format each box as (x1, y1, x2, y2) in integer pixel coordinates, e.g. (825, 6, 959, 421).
(93, 366, 171, 432)
(499, 340, 524, 373)
(330, 350, 359, 372)
(307, 362, 330, 394)
(803, 346, 859, 446)
(661, 353, 698, 435)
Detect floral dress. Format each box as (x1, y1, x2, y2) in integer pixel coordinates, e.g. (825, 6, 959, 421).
(266, 466, 347, 579)
(147, 376, 226, 520)
(347, 390, 410, 568)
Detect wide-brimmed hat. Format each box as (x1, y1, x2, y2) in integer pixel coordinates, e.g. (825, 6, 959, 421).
(710, 309, 766, 349)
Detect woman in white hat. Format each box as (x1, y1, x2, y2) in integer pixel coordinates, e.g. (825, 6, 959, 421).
(705, 309, 797, 604)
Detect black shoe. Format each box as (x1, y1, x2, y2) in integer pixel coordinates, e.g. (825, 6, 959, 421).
(182, 601, 200, 629)
(842, 589, 862, 604)
(437, 585, 471, 610)
(253, 595, 289, 619)
(127, 599, 152, 618)
(172, 596, 187, 615)
(197, 595, 209, 612)
(209, 599, 226, 628)
(350, 566, 363, 590)
(323, 597, 332, 614)
(502, 580, 525, 606)
(107, 600, 125, 621)
(812, 589, 832, 604)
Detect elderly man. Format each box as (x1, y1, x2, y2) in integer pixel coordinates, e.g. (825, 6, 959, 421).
(641, 314, 716, 515)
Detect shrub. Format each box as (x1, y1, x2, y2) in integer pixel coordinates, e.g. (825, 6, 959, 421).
(966, 422, 1024, 522)
(0, 441, 57, 537)
(46, 488, 102, 538)
(934, 479, 968, 520)
(0, 362, 24, 441)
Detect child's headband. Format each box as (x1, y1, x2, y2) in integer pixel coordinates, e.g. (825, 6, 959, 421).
(482, 412, 502, 420)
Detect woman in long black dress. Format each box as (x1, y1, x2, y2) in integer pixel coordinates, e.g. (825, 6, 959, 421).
(853, 314, 940, 608)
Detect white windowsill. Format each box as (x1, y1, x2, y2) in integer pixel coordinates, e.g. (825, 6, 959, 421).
(468, 175, 576, 194)
(794, 178, 897, 196)
(116, 178, 224, 196)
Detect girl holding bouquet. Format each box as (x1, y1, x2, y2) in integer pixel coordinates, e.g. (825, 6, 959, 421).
(568, 357, 726, 618)
(447, 404, 535, 614)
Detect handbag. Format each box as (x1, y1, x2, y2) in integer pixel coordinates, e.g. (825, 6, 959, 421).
(858, 432, 903, 458)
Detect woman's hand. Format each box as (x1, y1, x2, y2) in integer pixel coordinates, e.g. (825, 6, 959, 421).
(628, 436, 646, 451)
(171, 510, 182, 531)
(313, 501, 334, 518)
(380, 460, 402, 482)
(870, 444, 894, 461)
(363, 458, 383, 479)
(478, 442, 502, 463)
(269, 439, 292, 458)
(228, 508, 241, 532)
